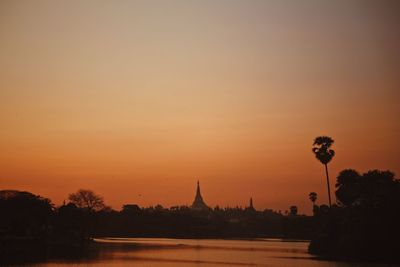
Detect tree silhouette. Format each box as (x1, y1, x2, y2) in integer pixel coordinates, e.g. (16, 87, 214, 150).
(0, 190, 53, 237)
(309, 192, 317, 205)
(310, 169, 400, 262)
(309, 192, 318, 215)
(335, 169, 360, 206)
(68, 189, 105, 211)
(312, 136, 335, 207)
(336, 169, 398, 208)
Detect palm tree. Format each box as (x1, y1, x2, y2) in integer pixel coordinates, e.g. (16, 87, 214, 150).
(312, 136, 335, 207)
(309, 192, 317, 205)
(309, 192, 318, 216)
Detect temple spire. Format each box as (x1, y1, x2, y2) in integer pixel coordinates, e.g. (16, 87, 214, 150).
(247, 197, 255, 211)
(191, 180, 209, 210)
(196, 180, 201, 197)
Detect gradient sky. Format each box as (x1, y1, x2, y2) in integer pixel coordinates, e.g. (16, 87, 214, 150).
(1, 0, 399, 214)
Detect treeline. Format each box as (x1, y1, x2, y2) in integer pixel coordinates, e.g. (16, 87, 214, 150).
(93, 204, 313, 239)
(0, 189, 313, 240)
(0, 190, 89, 264)
(0, 189, 313, 263)
(309, 169, 400, 263)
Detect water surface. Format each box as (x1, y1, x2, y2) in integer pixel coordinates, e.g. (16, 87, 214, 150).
(21, 238, 390, 267)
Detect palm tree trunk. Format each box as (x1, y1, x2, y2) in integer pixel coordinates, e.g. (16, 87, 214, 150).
(325, 163, 332, 207)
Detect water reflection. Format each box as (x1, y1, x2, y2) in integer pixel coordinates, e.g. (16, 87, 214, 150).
(20, 238, 389, 267)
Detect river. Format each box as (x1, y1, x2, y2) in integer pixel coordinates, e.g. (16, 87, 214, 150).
(18, 238, 390, 266)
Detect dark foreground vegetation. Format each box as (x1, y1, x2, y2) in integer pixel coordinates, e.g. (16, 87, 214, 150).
(309, 169, 400, 263)
(0, 189, 312, 264)
(0, 190, 93, 264)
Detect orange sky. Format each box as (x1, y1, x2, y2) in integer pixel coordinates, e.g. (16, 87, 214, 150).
(0, 1, 399, 214)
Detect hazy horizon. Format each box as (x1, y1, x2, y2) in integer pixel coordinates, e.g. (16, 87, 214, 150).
(1, 0, 399, 214)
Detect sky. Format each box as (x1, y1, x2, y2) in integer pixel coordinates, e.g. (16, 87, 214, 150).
(0, 0, 399, 214)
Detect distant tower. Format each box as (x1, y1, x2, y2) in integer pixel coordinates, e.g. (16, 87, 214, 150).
(247, 197, 256, 211)
(191, 180, 209, 211)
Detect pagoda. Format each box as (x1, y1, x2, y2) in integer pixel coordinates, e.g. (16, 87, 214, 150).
(191, 180, 209, 211)
(247, 197, 256, 211)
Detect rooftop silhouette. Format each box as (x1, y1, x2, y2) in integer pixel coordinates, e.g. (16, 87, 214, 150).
(191, 181, 209, 211)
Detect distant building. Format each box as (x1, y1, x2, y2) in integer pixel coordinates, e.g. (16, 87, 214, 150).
(247, 197, 256, 211)
(191, 181, 209, 211)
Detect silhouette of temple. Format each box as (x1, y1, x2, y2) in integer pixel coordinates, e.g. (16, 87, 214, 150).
(247, 197, 256, 211)
(191, 181, 209, 211)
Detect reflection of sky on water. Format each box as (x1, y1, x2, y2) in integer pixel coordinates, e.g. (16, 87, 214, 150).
(23, 238, 388, 267)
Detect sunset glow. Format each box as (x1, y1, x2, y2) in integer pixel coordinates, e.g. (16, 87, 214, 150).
(1, 1, 399, 214)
